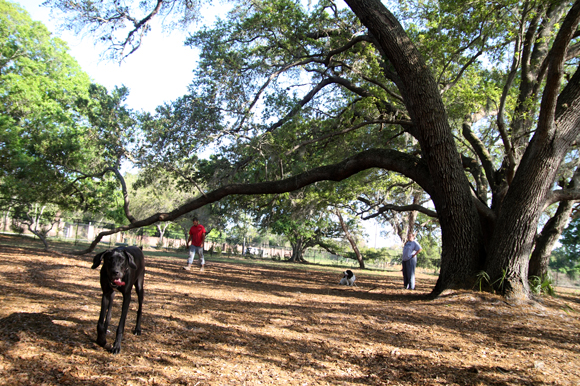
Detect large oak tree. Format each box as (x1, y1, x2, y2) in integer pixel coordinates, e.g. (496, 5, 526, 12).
(47, 0, 580, 299)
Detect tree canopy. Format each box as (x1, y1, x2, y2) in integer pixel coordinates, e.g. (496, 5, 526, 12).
(0, 0, 137, 248)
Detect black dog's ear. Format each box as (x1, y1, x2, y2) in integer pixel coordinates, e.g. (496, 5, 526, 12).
(91, 251, 108, 269)
(123, 250, 138, 269)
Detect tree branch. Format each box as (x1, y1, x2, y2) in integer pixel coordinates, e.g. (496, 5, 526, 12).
(324, 35, 373, 66)
(462, 121, 496, 192)
(70, 166, 136, 224)
(536, 0, 580, 143)
(496, 15, 524, 184)
(233, 58, 318, 132)
(361, 203, 438, 220)
(74, 149, 431, 254)
(544, 189, 580, 207)
(544, 162, 580, 207)
(284, 118, 411, 157)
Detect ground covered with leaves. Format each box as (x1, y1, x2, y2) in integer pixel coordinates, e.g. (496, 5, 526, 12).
(0, 235, 579, 385)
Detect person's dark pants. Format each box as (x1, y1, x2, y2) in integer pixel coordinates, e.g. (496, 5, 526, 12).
(402, 257, 417, 289)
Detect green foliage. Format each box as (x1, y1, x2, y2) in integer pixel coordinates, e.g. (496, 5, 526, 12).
(492, 269, 508, 293)
(225, 212, 261, 246)
(9, 202, 61, 248)
(416, 233, 441, 270)
(473, 270, 491, 292)
(127, 172, 192, 223)
(9, 222, 24, 234)
(528, 275, 556, 297)
(0, 1, 129, 223)
(83, 84, 137, 167)
(44, 0, 203, 61)
(359, 247, 398, 265)
(555, 216, 580, 261)
(260, 188, 348, 260)
(39, 0, 580, 294)
(396, 0, 519, 120)
(551, 217, 580, 281)
(134, 0, 407, 188)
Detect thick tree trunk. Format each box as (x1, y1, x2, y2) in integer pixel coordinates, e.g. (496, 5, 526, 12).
(486, 149, 564, 298)
(288, 238, 306, 262)
(486, 4, 580, 298)
(344, 0, 484, 295)
(335, 209, 365, 269)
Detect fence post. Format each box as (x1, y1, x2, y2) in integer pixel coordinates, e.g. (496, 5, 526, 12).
(74, 220, 80, 245)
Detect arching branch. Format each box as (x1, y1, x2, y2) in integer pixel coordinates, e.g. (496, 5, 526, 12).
(537, 0, 580, 142)
(74, 149, 431, 254)
(461, 121, 496, 192)
(70, 166, 136, 224)
(360, 203, 438, 220)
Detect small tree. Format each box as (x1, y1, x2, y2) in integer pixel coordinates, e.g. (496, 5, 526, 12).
(11, 204, 60, 249)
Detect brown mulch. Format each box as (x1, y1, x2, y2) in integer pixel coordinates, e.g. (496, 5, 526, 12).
(0, 235, 579, 385)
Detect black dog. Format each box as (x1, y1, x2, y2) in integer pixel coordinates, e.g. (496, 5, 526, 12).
(91, 246, 145, 354)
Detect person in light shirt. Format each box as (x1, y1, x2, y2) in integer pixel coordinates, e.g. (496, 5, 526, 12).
(401, 233, 422, 290)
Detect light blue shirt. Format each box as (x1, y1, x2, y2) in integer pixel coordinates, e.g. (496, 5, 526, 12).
(402, 240, 422, 261)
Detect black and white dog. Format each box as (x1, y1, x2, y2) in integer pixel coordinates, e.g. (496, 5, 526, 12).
(91, 246, 145, 354)
(339, 269, 356, 286)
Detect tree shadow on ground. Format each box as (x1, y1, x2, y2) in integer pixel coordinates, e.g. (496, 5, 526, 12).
(0, 235, 578, 385)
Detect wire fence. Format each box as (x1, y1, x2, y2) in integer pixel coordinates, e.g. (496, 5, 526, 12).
(4, 217, 401, 270)
(6, 217, 576, 286)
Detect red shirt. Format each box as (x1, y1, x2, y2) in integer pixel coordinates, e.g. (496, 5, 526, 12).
(189, 224, 206, 247)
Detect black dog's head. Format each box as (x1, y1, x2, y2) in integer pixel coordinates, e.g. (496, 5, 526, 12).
(343, 270, 354, 279)
(92, 248, 138, 287)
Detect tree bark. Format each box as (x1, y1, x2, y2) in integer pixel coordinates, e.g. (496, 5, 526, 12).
(530, 164, 580, 278)
(289, 237, 306, 262)
(344, 0, 484, 295)
(335, 209, 365, 269)
(155, 222, 170, 247)
(529, 199, 576, 278)
(485, 3, 580, 299)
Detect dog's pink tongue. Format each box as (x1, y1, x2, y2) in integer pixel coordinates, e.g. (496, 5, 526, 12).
(114, 279, 125, 286)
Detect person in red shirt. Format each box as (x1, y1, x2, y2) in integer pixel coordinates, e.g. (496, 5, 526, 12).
(183, 217, 206, 271)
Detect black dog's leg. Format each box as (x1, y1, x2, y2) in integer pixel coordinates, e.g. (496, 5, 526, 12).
(96, 290, 114, 347)
(133, 278, 144, 336)
(111, 291, 132, 354)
